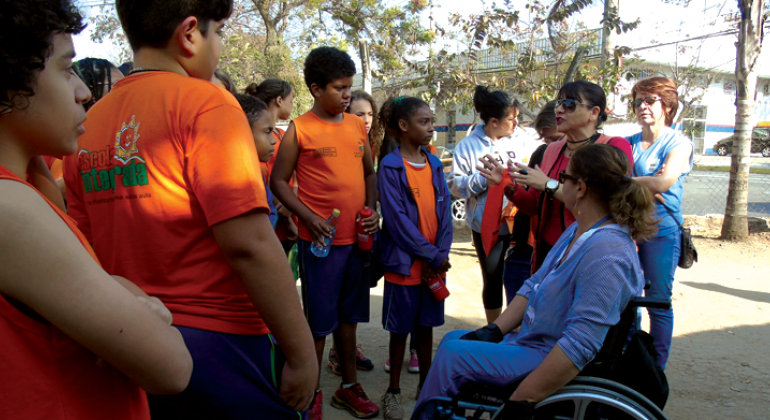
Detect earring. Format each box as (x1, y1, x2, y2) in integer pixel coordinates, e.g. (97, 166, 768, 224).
(574, 201, 581, 216)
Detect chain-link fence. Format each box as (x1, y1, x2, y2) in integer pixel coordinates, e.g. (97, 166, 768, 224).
(682, 156, 770, 217)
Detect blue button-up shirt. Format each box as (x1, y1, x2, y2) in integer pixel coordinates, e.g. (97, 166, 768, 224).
(507, 223, 645, 370)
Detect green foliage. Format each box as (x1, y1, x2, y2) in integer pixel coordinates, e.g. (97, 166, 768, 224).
(88, 3, 133, 65)
(388, 0, 635, 122)
(302, 0, 430, 75)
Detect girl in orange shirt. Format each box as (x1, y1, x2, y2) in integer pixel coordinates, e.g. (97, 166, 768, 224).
(247, 78, 298, 251)
(377, 96, 453, 419)
(346, 90, 383, 166)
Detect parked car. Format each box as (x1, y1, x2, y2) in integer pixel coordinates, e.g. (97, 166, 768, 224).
(435, 145, 466, 222)
(713, 127, 770, 157)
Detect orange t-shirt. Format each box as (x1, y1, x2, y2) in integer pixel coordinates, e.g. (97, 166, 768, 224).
(385, 157, 442, 286)
(293, 111, 367, 245)
(0, 166, 150, 420)
(266, 127, 286, 177)
(63, 72, 271, 335)
(43, 156, 64, 179)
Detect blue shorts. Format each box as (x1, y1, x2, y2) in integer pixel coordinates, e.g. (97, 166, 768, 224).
(147, 326, 306, 420)
(298, 239, 370, 337)
(382, 279, 445, 334)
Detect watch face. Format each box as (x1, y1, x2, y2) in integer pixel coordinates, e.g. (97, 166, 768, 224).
(546, 179, 559, 190)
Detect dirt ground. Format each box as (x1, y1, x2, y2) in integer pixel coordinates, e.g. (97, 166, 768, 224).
(314, 228, 770, 420)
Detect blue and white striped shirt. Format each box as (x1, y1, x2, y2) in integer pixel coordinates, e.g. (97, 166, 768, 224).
(505, 223, 645, 370)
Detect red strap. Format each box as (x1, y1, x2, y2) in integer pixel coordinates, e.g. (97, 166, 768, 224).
(480, 172, 514, 256)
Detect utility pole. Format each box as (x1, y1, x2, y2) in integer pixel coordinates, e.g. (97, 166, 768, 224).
(601, 0, 619, 70)
(721, 0, 766, 240)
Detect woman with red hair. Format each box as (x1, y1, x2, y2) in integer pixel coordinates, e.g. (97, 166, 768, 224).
(626, 77, 693, 370)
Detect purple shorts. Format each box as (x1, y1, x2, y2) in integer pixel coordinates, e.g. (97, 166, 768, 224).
(147, 326, 306, 420)
(382, 279, 445, 335)
(298, 239, 370, 337)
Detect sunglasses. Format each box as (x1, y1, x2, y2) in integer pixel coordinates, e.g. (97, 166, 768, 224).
(555, 99, 591, 113)
(558, 170, 579, 184)
(632, 97, 662, 108)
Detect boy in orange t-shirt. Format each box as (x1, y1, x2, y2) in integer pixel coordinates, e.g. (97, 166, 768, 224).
(271, 47, 380, 420)
(61, 0, 316, 418)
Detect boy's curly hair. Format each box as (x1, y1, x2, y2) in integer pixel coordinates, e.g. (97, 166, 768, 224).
(0, 0, 86, 114)
(303, 47, 356, 91)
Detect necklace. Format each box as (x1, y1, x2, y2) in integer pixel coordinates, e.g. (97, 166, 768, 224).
(567, 133, 600, 144)
(128, 68, 166, 76)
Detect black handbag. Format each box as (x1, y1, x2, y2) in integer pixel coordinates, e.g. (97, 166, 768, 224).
(661, 203, 698, 269)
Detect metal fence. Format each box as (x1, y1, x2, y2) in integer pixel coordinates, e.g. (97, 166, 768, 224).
(682, 156, 770, 217)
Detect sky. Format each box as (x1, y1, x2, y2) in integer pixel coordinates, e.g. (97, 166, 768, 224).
(72, 0, 766, 76)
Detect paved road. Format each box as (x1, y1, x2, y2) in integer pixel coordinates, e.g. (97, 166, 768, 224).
(683, 170, 770, 217)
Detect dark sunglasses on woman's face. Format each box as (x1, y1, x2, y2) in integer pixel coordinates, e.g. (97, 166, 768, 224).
(555, 99, 590, 113)
(632, 97, 662, 108)
(558, 170, 579, 184)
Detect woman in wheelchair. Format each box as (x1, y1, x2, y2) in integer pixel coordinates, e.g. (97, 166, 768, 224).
(415, 144, 658, 418)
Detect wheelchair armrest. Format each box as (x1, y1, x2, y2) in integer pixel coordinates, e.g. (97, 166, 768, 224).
(629, 297, 671, 310)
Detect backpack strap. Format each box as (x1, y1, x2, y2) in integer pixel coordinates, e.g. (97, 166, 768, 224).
(540, 140, 566, 176)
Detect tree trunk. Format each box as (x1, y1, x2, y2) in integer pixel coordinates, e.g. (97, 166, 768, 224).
(562, 46, 588, 85)
(359, 39, 372, 94)
(721, 0, 766, 240)
(601, 0, 619, 70)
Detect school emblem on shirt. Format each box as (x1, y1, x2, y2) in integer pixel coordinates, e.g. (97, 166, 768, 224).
(313, 147, 337, 159)
(355, 141, 365, 158)
(77, 115, 151, 196)
(410, 187, 420, 199)
(114, 115, 143, 164)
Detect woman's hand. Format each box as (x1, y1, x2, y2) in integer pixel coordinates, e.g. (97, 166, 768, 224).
(509, 162, 549, 192)
(476, 154, 506, 186)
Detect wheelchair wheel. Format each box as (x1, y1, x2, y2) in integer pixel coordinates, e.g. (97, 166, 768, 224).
(534, 377, 668, 420)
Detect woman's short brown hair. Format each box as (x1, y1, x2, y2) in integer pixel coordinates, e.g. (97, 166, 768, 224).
(631, 77, 679, 127)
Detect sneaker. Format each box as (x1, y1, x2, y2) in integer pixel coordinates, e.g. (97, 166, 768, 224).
(381, 391, 404, 420)
(355, 344, 374, 371)
(407, 349, 419, 374)
(328, 349, 341, 376)
(331, 383, 380, 419)
(308, 389, 323, 420)
(384, 358, 391, 372)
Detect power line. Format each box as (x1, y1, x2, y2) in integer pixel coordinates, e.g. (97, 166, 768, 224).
(630, 29, 738, 52)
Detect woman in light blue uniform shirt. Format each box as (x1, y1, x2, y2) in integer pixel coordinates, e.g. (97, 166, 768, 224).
(627, 77, 693, 370)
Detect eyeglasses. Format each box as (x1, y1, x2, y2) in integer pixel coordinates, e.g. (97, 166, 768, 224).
(558, 170, 579, 184)
(632, 97, 662, 108)
(555, 99, 591, 113)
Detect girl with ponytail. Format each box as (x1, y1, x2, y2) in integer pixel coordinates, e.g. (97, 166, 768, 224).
(245, 79, 297, 252)
(447, 85, 539, 324)
(377, 96, 453, 418)
(415, 143, 652, 413)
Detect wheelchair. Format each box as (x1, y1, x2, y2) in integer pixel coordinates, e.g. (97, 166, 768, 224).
(412, 297, 672, 420)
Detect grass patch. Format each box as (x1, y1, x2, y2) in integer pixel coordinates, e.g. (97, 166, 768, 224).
(694, 165, 770, 175)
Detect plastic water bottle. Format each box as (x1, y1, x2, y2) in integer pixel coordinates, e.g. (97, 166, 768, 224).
(311, 209, 340, 258)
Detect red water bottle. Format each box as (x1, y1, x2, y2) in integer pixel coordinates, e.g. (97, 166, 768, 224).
(427, 276, 450, 301)
(357, 207, 374, 251)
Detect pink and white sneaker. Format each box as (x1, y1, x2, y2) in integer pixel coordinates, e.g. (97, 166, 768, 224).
(407, 349, 419, 374)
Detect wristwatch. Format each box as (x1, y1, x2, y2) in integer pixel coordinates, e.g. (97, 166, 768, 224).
(544, 178, 560, 195)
